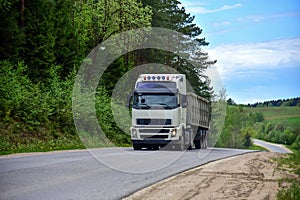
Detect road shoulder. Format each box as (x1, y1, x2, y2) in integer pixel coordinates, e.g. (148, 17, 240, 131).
(124, 152, 293, 200)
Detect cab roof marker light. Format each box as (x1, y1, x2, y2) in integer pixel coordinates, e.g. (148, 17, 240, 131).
(140, 74, 174, 81)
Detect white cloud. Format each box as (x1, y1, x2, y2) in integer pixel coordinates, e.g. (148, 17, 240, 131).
(205, 38, 300, 80)
(237, 11, 300, 23)
(180, 1, 208, 7)
(212, 21, 232, 28)
(187, 3, 242, 14)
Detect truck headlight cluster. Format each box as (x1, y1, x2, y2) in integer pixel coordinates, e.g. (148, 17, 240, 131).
(171, 129, 177, 137)
(131, 129, 137, 138)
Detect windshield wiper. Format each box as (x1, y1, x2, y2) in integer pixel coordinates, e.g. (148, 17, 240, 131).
(139, 103, 151, 109)
(159, 103, 173, 109)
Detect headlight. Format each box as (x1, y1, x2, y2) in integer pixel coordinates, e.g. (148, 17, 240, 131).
(131, 129, 137, 138)
(171, 129, 177, 137)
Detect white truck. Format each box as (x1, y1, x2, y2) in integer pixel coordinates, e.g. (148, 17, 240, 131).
(127, 74, 210, 150)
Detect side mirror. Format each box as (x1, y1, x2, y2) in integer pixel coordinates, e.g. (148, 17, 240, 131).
(181, 94, 187, 108)
(127, 92, 133, 108)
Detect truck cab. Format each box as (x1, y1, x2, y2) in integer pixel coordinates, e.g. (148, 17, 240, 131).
(128, 74, 209, 150)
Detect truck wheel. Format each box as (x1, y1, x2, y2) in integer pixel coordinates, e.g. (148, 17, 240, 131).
(203, 130, 208, 149)
(153, 145, 159, 150)
(194, 140, 201, 149)
(175, 144, 184, 151)
(185, 128, 193, 150)
(133, 144, 141, 150)
(175, 138, 185, 151)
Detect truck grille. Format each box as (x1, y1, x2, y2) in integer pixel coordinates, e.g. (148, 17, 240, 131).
(139, 129, 169, 133)
(137, 118, 171, 126)
(140, 135, 169, 139)
(139, 129, 169, 140)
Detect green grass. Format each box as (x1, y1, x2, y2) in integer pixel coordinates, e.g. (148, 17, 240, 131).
(244, 106, 300, 129)
(249, 144, 269, 151)
(272, 117, 300, 128)
(0, 135, 85, 155)
(277, 149, 300, 200)
(277, 180, 300, 200)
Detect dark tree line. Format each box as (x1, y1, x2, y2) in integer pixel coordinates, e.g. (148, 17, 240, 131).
(249, 97, 300, 107)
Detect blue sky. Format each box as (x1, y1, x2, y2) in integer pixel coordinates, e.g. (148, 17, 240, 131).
(181, 0, 300, 104)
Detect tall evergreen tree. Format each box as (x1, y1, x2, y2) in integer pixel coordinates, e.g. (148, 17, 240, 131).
(140, 0, 215, 99)
(22, 0, 57, 81)
(0, 0, 25, 63)
(0, 0, 152, 82)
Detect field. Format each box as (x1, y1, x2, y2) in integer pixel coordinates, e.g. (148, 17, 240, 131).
(244, 106, 300, 129)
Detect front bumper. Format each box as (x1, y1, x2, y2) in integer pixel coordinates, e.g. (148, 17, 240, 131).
(132, 138, 182, 145)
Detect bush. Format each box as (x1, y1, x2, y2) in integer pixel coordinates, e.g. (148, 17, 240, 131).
(291, 135, 300, 150)
(255, 120, 298, 146)
(215, 106, 261, 149)
(95, 87, 131, 146)
(0, 61, 81, 153)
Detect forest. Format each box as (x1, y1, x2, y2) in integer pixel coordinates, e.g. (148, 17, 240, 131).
(0, 0, 216, 153)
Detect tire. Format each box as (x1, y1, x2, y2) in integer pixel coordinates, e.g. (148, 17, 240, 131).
(175, 144, 184, 151)
(203, 130, 208, 149)
(153, 145, 159, 150)
(187, 128, 193, 150)
(194, 140, 201, 149)
(133, 144, 142, 150)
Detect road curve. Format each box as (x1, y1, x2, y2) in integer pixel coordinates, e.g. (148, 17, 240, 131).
(0, 148, 257, 200)
(252, 139, 292, 153)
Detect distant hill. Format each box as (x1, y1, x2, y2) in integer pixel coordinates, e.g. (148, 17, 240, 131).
(248, 97, 300, 107)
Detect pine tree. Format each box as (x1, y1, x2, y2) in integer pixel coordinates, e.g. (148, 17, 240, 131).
(140, 0, 215, 99)
(0, 0, 25, 63)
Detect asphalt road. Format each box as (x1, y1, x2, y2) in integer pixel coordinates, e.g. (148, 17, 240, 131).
(252, 139, 292, 153)
(0, 147, 256, 200)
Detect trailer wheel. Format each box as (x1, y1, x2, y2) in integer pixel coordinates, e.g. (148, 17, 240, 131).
(187, 128, 193, 150)
(194, 140, 201, 149)
(204, 132, 207, 149)
(133, 144, 142, 150)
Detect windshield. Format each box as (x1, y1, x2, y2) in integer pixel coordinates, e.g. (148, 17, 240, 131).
(133, 93, 178, 109)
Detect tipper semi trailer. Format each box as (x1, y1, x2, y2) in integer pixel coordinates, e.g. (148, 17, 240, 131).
(127, 74, 210, 150)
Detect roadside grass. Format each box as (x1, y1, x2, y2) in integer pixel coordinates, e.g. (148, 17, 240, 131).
(277, 149, 300, 175)
(277, 180, 300, 200)
(0, 146, 85, 156)
(276, 149, 300, 200)
(0, 133, 85, 155)
(249, 144, 268, 151)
